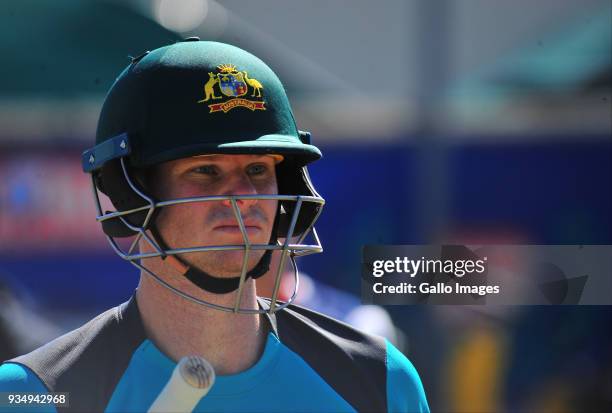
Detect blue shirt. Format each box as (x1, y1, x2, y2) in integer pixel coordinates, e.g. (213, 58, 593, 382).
(1, 298, 429, 412)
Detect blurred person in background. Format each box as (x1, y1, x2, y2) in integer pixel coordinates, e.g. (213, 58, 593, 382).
(0, 277, 64, 362)
(0, 282, 19, 362)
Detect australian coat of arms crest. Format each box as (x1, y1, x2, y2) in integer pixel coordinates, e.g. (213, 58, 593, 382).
(198, 64, 266, 113)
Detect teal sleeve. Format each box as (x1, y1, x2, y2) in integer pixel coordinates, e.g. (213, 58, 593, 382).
(385, 340, 430, 413)
(0, 363, 57, 413)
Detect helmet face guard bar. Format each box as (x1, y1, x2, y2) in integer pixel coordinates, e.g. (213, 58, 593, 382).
(87, 156, 325, 314)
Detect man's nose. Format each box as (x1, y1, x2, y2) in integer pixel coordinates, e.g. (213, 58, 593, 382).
(220, 173, 259, 210)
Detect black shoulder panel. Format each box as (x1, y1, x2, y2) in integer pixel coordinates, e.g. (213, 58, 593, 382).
(262, 299, 388, 413)
(9, 298, 145, 413)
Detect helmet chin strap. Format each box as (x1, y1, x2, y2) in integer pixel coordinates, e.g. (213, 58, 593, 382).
(173, 251, 272, 294)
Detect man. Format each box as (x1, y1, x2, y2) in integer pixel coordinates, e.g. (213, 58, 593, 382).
(0, 39, 429, 412)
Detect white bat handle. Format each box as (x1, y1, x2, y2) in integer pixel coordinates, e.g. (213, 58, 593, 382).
(148, 355, 216, 413)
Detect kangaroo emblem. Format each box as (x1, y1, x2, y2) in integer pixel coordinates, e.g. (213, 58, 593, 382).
(197, 72, 221, 103)
(243, 72, 263, 97)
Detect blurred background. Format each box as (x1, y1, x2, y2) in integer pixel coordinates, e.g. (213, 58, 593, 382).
(0, 0, 610, 411)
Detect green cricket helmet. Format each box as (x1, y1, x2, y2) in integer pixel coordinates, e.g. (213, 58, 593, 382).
(82, 39, 324, 313)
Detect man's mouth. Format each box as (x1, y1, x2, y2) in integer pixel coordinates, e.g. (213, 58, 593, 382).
(212, 224, 262, 235)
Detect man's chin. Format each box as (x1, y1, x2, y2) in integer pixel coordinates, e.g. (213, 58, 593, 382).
(182, 250, 267, 277)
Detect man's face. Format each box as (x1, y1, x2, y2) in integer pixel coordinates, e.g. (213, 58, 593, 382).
(148, 154, 279, 277)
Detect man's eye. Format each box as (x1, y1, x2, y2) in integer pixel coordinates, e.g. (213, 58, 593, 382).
(247, 164, 267, 176)
(192, 165, 219, 176)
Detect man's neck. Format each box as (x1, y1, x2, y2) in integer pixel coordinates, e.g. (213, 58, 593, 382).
(135, 271, 269, 375)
